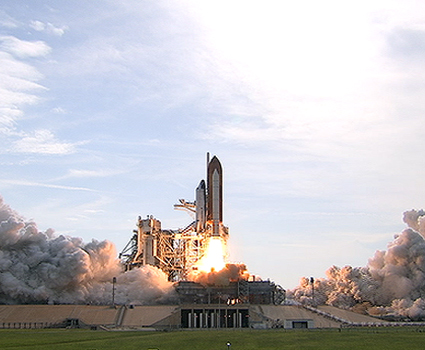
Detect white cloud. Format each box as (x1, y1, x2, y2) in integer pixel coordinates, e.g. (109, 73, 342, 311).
(64, 169, 125, 179)
(1, 179, 97, 192)
(0, 35, 51, 58)
(0, 108, 23, 127)
(0, 34, 76, 158)
(0, 10, 20, 29)
(30, 20, 68, 36)
(29, 20, 45, 32)
(51, 107, 66, 114)
(0, 51, 43, 79)
(187, 1, 422, 164)
(0, 49, 46, 128)
(11, 129, 77, 155)
(202, 120, 278, 144)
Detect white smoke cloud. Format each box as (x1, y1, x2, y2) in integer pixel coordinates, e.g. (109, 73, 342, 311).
(291, 209, 425, 320)
(0, 195, 175, 305)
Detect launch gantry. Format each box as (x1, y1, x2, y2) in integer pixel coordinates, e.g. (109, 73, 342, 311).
(119, 155, 229, 281)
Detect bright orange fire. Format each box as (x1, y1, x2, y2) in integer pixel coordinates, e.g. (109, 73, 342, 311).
(195, 237, 227, 273)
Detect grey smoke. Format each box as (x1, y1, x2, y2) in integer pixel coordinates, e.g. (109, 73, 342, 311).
(0, 196, 175, 305)
(291, 209, 425, 320)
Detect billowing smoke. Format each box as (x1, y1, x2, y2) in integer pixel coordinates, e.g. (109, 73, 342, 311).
(188, 263, 250, 286)
(0, 196, 175, 305)
(291, 209, 425, 320)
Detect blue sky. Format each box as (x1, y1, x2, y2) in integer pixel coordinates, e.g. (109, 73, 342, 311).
(1, 0, 425, 289)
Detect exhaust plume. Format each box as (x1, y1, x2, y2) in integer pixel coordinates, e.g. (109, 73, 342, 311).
(291, 209, 425, 320)
(185, 237, 251, 286)
(0, 196, 175, 305)
(188, 263, 250, 286)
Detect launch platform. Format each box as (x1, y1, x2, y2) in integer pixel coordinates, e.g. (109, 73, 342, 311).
(119, 154, 286, 305)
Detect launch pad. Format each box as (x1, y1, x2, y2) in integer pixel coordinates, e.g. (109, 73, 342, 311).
(119, 154, 285, 305)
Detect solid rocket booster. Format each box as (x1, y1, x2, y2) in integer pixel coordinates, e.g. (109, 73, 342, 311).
(207, 156, 223, 237)
(195, 180, 206, 232)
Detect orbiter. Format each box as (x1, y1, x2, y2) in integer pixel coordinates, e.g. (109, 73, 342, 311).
(194, 154, 225, 238)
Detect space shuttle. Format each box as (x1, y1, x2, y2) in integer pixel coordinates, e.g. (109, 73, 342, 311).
(195, 154, 226, 238)
(123, 153, 228, 276)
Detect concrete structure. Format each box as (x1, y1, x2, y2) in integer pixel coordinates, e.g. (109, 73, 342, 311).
(175, 281, 285, 305)
(0, 305, 117, 329)
(0, 304, 389, 330)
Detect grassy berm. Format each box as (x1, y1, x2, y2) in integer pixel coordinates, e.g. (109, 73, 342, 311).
(1, 328, 425, 350)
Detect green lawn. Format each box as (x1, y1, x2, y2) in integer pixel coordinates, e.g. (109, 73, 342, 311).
(0, 328, 424, 350)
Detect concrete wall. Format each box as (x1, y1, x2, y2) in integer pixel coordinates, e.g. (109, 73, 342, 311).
(0, 305, 117, 328)
(0, 304, 383, 329)
(120, 306, 178, 328)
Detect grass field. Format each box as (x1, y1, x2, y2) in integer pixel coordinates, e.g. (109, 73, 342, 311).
(0, 328, 424, 350)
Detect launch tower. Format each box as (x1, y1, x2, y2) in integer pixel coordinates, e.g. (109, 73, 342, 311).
(120, 154, 228, 281)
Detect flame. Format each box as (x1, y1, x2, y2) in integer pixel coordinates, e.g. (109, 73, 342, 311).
(195, 237, 227, 273)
